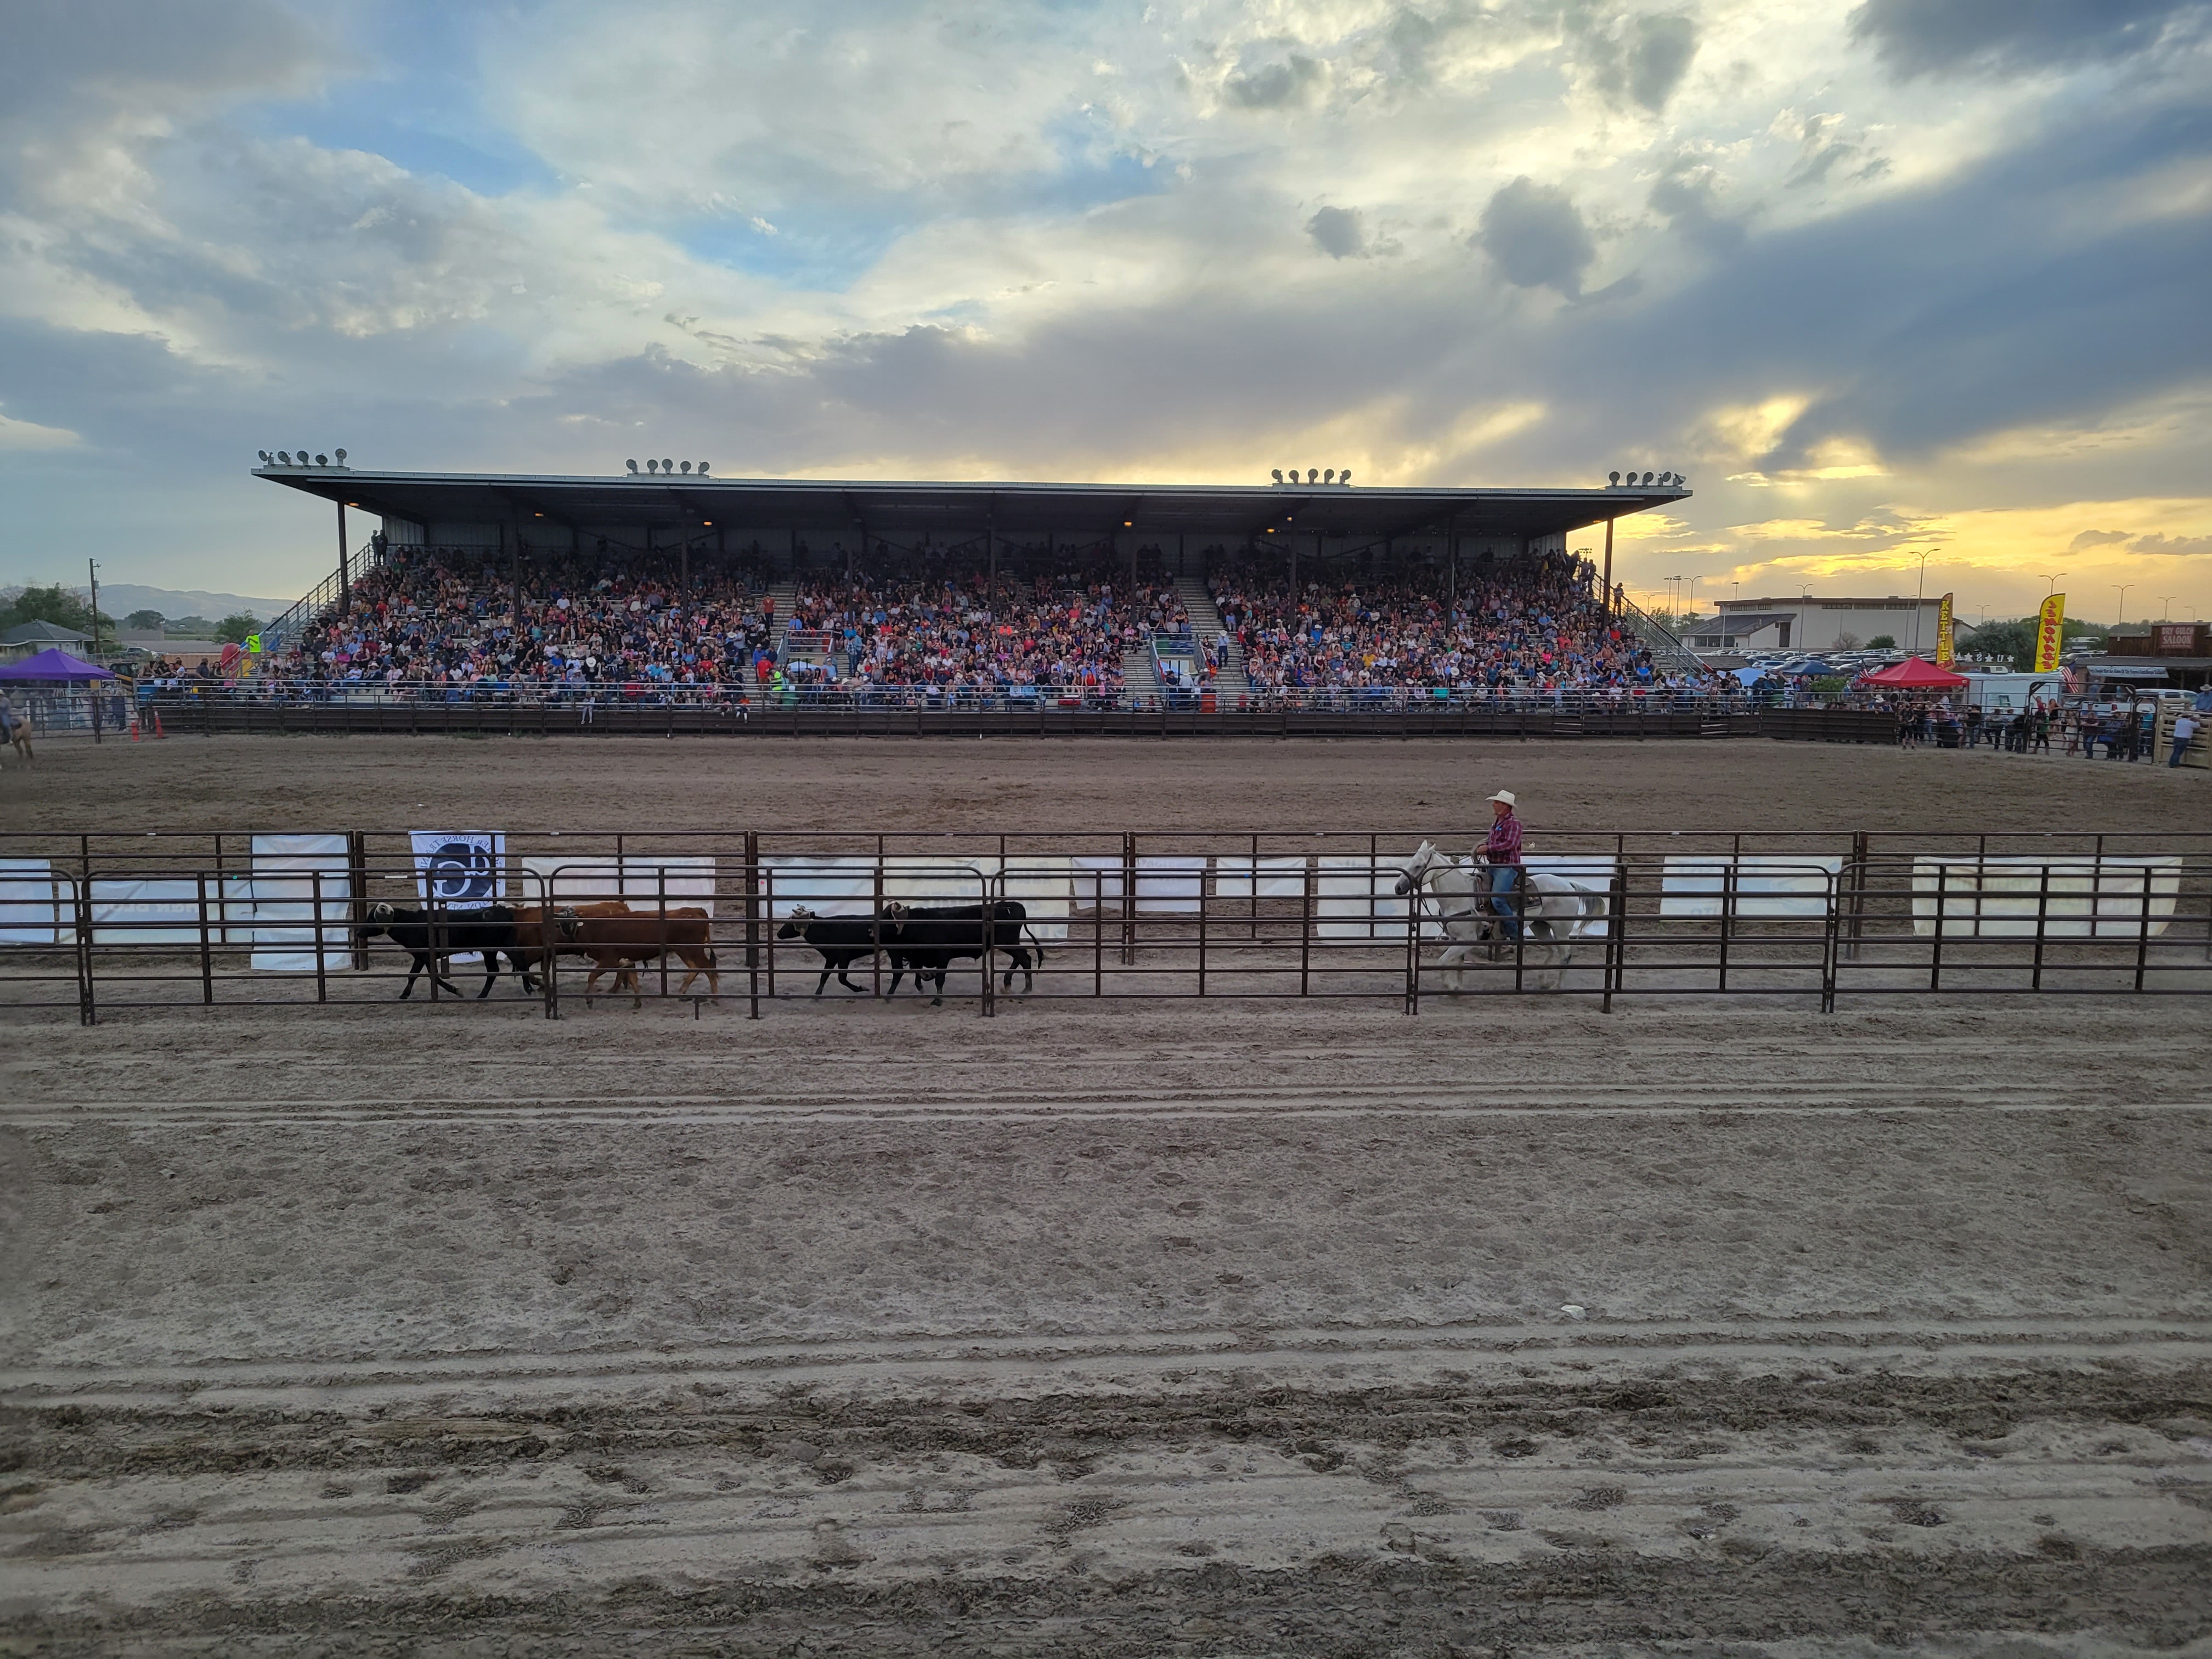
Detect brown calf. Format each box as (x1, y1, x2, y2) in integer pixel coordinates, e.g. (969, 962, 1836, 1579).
(554, 906, 719, 1006)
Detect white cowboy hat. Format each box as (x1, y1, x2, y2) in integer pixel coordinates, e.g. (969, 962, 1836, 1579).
(1487, 789, 1516, 806)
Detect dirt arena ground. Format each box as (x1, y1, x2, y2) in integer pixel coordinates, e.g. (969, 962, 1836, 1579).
(3, 737, 2209, 1655)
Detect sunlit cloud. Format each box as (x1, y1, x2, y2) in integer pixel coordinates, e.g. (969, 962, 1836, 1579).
(0, 0, 2207, 607)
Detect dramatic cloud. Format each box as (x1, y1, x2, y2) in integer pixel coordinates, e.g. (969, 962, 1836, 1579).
(1306, 206, 1368, 259)
(1476, 178, 1597, 296)
(1576, 9, 1702, 111)
(0, 0, 2208, 619)
(1849, 0, 2208, 80)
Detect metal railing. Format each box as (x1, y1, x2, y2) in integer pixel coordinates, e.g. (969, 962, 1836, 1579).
(109, 678, 1753, 713)
(5, 828, 2205, 1023)
(258, 539, 387, 656)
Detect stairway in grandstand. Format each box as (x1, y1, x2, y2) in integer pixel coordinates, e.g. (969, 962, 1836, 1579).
(764, 578, 800, 662)
(1122, 648, 1163, 710)
(1176, 575, 1249, 704)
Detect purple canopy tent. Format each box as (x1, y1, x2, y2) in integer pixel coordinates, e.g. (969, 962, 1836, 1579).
(0, 647, 117, 681)
(1, 647, 124, 743)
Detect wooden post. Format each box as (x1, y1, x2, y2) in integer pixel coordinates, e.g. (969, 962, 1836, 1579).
(337, 502, 351, 617)
(1601, 518, 1614, 616)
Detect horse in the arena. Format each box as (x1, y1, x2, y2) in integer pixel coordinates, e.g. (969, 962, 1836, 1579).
(1393, 840, 1610, 990)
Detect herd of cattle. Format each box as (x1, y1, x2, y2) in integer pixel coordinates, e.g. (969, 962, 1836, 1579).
(356, 899, 1042, 1007)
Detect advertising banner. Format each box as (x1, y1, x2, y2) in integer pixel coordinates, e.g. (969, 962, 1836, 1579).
(410, 832, 506, 909)
(1936, 593, 1955, 666)
(2034, 594, 2066, 673)
(0, 859, 61, 946)
(410, 832, 506, 963)
(250, 832, 352, 972)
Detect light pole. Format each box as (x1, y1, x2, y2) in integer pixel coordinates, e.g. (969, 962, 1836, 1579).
(2113, 583, 2134, 626)
(2039, 572, 2065, 599)
(1909, 549, 1934, 656)
(2159, 595, 2177, 620)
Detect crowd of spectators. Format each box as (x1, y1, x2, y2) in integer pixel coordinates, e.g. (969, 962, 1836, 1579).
(267, 539, 1746, 708)
(1209, 549, 1718, 701)
(283, 543, 776, 700)
(777, 543, 1184, 705)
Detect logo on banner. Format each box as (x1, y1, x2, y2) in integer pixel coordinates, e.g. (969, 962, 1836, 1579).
(410, 832, 506, 909)
(1935, 592, 1954, 666)
(2034, 593, 2066, 673)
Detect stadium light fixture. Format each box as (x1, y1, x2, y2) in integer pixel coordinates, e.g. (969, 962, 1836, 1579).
(662, 458, 673, 473)
(334, 448, 346, 464)
(1340, 471, 1351, 484)
(258, 451, 272, 465)
(647, 460, 659, 472)
(697, 462, 710, 475)
(314, 454, 328, 466)
(1324, 469, 1335, 484)
(680, 461, 692, 474)
(1271, 469, 1284, 483)
(1641, 472, 1655, 486)
(626, 459, 639, 474)
(1307, 469, 1318, 483)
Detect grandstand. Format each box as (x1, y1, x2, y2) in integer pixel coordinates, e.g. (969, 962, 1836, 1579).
(251, 465, 1704, 705)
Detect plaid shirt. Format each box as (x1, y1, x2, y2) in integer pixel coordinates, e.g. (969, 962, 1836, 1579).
(1484, 811, 1523, 866)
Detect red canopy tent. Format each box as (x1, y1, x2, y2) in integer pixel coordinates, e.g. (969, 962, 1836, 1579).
(1859, 656, 1967, 689)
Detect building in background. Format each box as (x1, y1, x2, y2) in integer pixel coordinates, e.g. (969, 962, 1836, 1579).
(2098, 622, 2211, 693)
(1689, 594, 1947, 655)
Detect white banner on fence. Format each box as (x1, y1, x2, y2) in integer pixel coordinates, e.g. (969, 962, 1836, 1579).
(1071, 856, 1124, 907)
(86, 876, 251, 946)
(250, 832, 352, 971)
(1212, 855, 1309, 900)
(1910, 856, 2180, 939)
(520, 855, 718, 917)
(1660, 855, 1842, 919)
(1316, 856, 1409, 939)
(757, 856, 876, 921)
(1135, 856, 1205, 913)
(0, 859, 60, 945)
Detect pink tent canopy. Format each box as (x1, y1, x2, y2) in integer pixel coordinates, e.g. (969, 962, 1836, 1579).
(1859, 656, 1967, 690)
(0, 647, 117, 681)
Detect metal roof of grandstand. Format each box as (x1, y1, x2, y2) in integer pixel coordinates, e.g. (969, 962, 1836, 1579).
(254, 466, 1689, 541)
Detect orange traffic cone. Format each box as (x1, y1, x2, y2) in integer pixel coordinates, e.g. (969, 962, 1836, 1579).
(154, 712, 166, 739)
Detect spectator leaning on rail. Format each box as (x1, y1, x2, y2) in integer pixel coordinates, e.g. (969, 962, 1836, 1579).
(2172, 709, 2199, 769)
(1481, 789, 1523, 940)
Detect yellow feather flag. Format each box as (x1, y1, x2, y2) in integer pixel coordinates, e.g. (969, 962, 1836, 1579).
(2034, 594, 2066, 673)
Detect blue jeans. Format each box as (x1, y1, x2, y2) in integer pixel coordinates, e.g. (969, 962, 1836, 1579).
(2174, 736, 2194, 768)
(1487, 864, 1522, 939)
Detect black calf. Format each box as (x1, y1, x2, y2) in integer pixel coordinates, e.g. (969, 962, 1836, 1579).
(357, 902, 534, 999)
(777, 907, 892, 995)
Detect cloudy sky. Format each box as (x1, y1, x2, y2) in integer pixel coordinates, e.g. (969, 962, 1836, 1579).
(4, 0, 2209, 623)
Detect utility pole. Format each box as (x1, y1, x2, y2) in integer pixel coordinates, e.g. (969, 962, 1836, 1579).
(86, 557, 104, 744)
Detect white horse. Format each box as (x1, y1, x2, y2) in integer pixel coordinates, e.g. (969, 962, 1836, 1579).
(1392, 840, 1610, 990)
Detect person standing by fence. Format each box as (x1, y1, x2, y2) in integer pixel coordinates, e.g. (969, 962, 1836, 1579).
(1482, 790, 1523, 940)
(2172, 709, 2199, 769)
